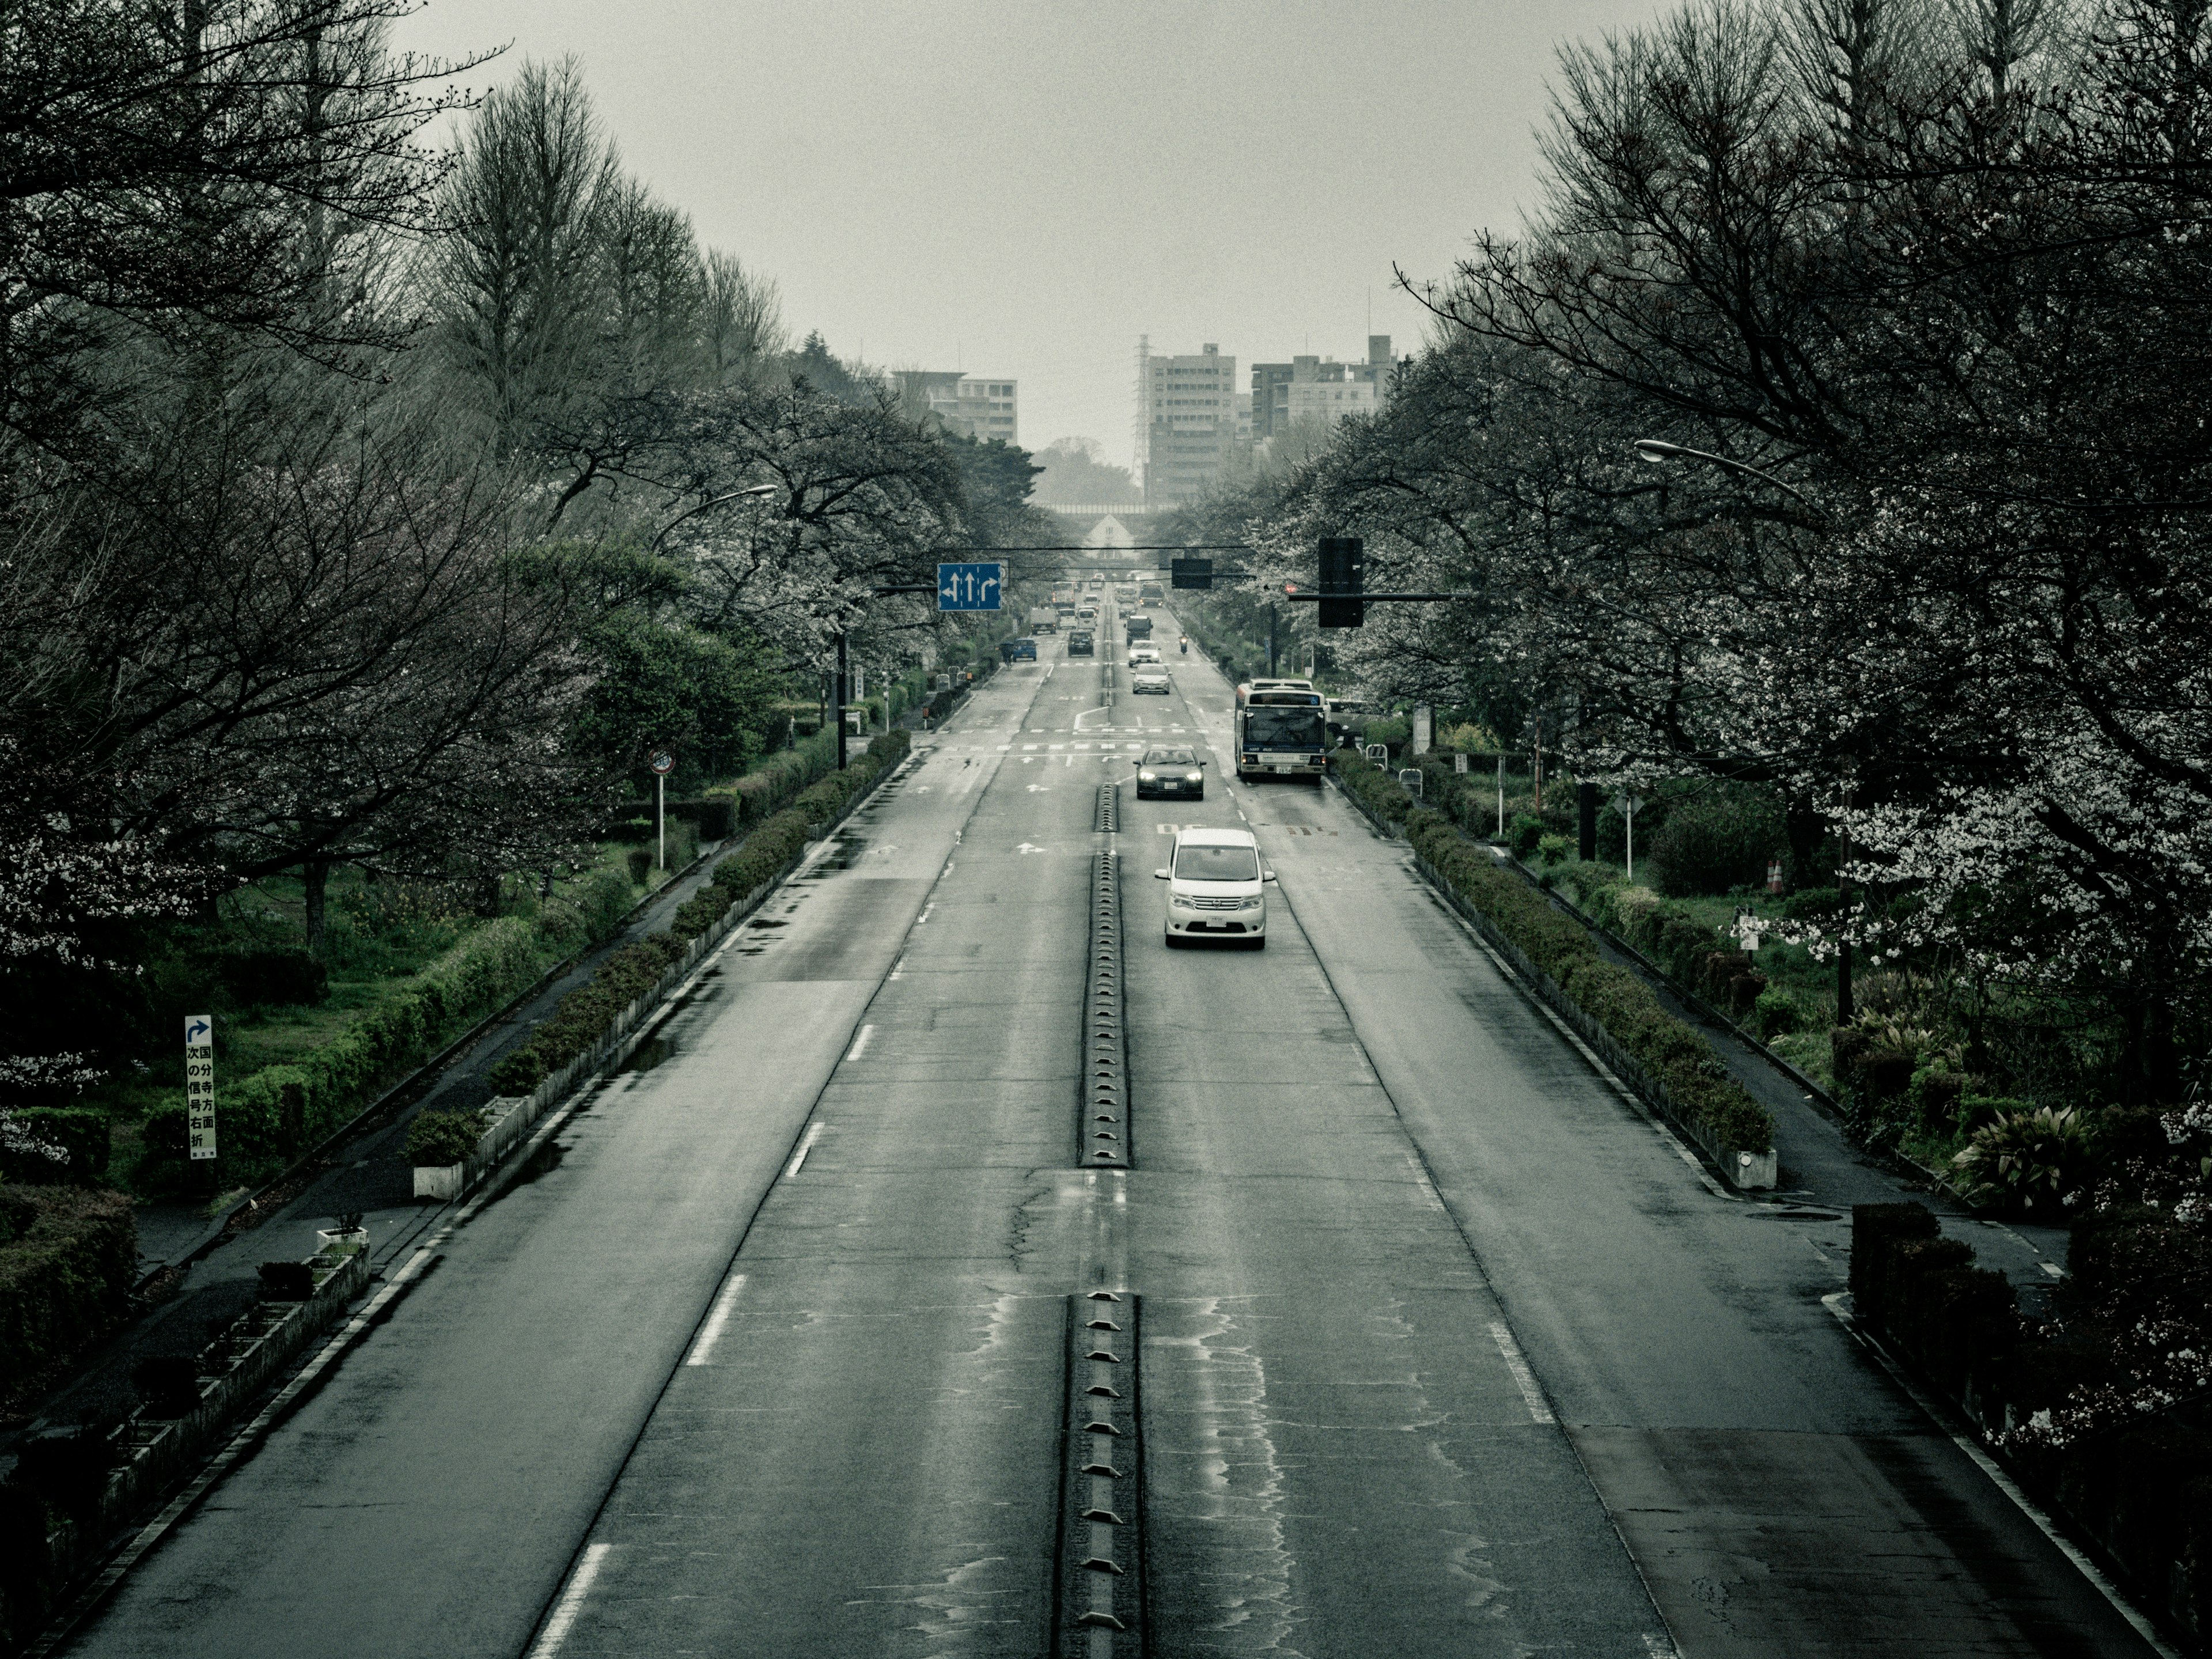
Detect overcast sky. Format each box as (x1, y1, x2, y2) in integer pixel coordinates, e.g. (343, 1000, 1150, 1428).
(393, 1, 1675, 471)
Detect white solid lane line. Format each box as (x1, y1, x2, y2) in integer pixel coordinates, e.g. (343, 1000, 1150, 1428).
(1490, 1321, 1557, 1423)
(684, 1273, 749, 1367)
(784, 1121, 825, 1179)
(527, 1543, 612, 1659)
(845, 1023, 876, 1062)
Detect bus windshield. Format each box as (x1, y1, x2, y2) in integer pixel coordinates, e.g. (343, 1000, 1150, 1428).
(1243, 708, 1326, 750)
(1175, 844, 1260, 882)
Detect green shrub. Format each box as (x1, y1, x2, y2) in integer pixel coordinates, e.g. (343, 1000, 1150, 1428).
(1780, 885, 1843, 922)
(1752, 986, 1804, 1039)
(0, 1107, 112, 1184)
(1510, 813, 1546, 856)
(404, 1108, 488, 1167)
(0, 1185, 137, 1397)
(1907, 1063, 1968, 1137)
(1952, 1105, 2096, 1214)
(202, 916, 546, 1185)
(1330, 751, 1416, 824)
(1536, 832, 1573, 865)
(1646, 785, 1786, 897)
(1957, 1093, 2025, 1137)
(214, 947, 329, 1007)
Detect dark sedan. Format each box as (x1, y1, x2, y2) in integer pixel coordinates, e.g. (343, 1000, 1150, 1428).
(1135, 747, 1205, 800)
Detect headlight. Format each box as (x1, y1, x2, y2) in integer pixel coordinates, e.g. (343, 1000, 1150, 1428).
(1138, 771, 1156, 781)
(1243, 896, 1262, 908)
(1186, 771, 1202, 782)
(1171, 896, 1195, 909)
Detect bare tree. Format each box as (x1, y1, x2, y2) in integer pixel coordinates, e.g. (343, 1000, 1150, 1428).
(702, 249, 785, 384)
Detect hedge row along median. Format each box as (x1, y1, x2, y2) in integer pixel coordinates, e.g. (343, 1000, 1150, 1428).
(487, 730, 911, 1097)
(1329, 752, 1774, 1159)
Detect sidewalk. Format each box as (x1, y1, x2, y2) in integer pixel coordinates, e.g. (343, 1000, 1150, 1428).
(4, 843, 742, 1461)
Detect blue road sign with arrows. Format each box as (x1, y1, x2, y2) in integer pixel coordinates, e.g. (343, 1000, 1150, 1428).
(937, 562, 1002, 611)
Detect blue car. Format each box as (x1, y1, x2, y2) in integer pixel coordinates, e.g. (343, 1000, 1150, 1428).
(1000, 637, 1037, 662)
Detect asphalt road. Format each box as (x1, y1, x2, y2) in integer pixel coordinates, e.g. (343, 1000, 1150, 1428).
(60, 597, 2163, 1658)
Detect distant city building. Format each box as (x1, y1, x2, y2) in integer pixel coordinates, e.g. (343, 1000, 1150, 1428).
(1250, 336, 1393, 444)
(1138, 342, 1237, 506)
(894, 371, 1018, 444)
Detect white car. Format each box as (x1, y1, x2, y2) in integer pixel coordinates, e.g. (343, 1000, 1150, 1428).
(1127, 642, 1162, 668)
(1131, 667, 1171, 695)
(1155, 827, 1274, 949)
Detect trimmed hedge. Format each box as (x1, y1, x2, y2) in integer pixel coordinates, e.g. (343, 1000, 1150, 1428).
(1331, 749, 1416, 824)
(0, 1185, 136, 1399)
(715, 728, 841, 828)
(142, 868, 636, 1190)
(486, 730, 912, 1097)
(1346, 757, 1774, 1154)
(404, 1108, 490, 1167)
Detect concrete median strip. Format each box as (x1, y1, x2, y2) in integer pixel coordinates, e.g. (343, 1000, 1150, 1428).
(1085, 843, 1130, 1169)
(1055, 1290, 1146, 1651)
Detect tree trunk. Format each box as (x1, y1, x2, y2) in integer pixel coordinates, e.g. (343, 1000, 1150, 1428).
(1785, 794, 1826, 888)
(303, 858, 331, 956)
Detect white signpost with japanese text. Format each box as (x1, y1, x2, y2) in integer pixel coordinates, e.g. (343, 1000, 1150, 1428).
(184, 1014, 217, 1161)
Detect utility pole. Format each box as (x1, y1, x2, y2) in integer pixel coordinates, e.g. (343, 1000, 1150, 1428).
(1267, 603, 1277, 674)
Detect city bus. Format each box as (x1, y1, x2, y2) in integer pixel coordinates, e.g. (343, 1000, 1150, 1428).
(1234, 686, 1328, 782)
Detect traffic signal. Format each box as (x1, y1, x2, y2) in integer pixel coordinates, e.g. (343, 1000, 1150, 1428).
(1318, 536, 1364, 628)
(1172, 557, 1213, 590)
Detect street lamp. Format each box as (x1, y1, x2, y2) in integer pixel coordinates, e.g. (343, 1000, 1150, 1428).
(649, 482, 779, 553)
(1631, 438, 1824, 517)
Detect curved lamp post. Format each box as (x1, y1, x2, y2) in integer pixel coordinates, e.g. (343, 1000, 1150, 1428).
(1631, 438, 1824, 516)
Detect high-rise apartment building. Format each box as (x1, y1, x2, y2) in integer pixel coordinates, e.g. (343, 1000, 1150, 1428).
(1250, 336, 1394, 444)
(893, 371, 1018, 444)
(1139, 342, 1237, 506)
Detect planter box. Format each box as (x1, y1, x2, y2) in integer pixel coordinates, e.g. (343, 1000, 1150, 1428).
(412, 1162, 463, 1200)
(35, 1237, 372, 1608)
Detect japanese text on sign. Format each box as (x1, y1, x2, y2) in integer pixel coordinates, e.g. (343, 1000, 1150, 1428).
(184, 1012, 217, 1161)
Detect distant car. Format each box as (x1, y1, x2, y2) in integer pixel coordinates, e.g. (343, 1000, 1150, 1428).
(1131, 667, 1171, 695)
(1067, 629, 1095, 656)
(1077, 604, 1096, 620)
(1124, 614, 1154, 641)
(1136, 747, 1204, 799)
(1000, 637, 1037, 662)
(1127, 642, 1161, 667)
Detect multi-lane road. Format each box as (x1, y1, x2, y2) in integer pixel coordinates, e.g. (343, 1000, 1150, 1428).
(62, 598, 2161, 1657)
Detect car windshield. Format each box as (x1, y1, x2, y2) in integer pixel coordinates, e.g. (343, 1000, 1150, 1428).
(1175, 844, 1260, 882)
(1244, 709, 1326, 748)
(1145, 749, 1197, 765)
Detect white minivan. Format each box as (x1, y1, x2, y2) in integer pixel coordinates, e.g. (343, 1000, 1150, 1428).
(1156, 827, 1275, 949)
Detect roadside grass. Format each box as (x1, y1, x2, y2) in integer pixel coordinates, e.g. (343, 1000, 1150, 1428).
(87, 852, 666, 1202)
